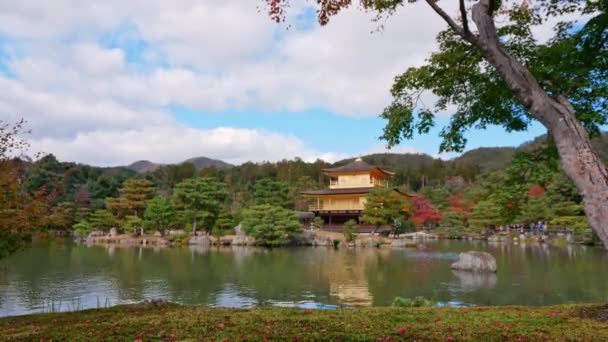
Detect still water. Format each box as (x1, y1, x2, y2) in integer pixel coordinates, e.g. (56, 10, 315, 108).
(1, 240, 607, 317)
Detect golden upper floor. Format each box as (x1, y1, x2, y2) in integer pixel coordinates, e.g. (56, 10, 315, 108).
(322, 158, 393, 189)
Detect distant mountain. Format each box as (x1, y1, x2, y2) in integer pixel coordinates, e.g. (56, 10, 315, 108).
(334, 153, 439, 171)
(183, 156, 233, 170)
(334, 149, 516, 174)
(451, 147, 517, 172)
(127, 160, 161, 173)
(126, 157, 233, 174)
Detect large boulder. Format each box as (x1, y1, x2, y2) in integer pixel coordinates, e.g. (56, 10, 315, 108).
(450, 251, 497, 273)
(109, 227, 118, 237)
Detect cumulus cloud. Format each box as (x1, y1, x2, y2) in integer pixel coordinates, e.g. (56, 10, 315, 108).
(28, 124, 345, 166)
(2, 0, 556, 165)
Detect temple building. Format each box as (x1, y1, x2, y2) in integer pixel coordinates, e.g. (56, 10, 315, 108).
(301, 158, 409, 229)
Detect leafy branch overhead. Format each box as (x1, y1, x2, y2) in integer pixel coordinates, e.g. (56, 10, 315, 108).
(264, 0, 607, 152)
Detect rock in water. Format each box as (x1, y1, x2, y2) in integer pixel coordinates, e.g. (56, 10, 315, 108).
(450, 251, 497, 273)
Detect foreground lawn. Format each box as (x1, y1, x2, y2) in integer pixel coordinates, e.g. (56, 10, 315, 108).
(1, 304, 608, 341)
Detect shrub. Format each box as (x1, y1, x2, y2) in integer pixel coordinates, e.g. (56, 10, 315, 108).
(391, 296, 436, 308)
(343, 219, 358, 242)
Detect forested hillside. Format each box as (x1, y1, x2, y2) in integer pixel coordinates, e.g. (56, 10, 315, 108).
(4, 132, 608, 247)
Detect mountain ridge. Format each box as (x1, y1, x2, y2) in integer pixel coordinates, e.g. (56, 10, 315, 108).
(126, 157, 233, 173)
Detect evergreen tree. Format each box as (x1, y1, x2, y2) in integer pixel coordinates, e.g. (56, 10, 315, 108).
(143, 197, 176, 232)
(253, 178, 292, 209)
(174, 177, 228, 234)
(469, 198, 502, 231)
(119, 179, 155, 217)
(89, 209, 116, 231)
(241, 204, 301, 245)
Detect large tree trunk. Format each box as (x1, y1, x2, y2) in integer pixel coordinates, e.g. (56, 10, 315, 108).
(471, 0, 608, 248)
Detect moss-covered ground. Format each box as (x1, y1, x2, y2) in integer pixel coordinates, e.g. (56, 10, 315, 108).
(2, 303, 608, 341)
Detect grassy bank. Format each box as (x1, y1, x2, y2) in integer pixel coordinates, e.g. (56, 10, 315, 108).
(2, 304, 608, 341)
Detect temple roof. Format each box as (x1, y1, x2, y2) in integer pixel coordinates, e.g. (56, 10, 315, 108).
(301, 187, 411, 196)
(321, 157, 394, 176)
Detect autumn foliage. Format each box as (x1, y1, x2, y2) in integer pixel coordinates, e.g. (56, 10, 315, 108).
(411, 196, 442, 228)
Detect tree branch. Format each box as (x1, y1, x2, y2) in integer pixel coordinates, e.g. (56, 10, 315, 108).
(459, 0, 470, 35)
(424, 0, 464, 36)
(424, 0, 480, 47)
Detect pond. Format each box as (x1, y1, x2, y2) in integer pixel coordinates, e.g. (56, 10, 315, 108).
(1, 240, 607, 317)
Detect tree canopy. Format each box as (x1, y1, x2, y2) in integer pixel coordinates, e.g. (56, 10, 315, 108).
(361, 188, 410, 231)
(173, 177, 228, 233)
(262, 0, 608, 247)
(241, 204, 302, 245)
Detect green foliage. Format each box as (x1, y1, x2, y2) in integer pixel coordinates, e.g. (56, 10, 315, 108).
(118, 179, 156, 217)
(241, 204, 302, 246)
(143, 197, 176, 232)
(253, 178, 292, 209)
(173, 177, 228, 233)
(438, 211, 466, 231)
(88, 209, 116, 231)
(518, 197, 552, 223)
(469, 198, 502, 230)
(214, 210, 235, 236)
(379, 3, 608, 152)
(343, 219, 358, 243)
(164, 233, 190, 246)
(420, 187, 450, 209)
(550, 216, 589, 232)
(361, 188, 409, 229)
(123, 215, 143, 235)
(391, 296, 436, 308)
(393, 218, 416, 235)
(72, 220, 92, 237)
(0, 231, 30, 259)
(312, 217, 325, 230)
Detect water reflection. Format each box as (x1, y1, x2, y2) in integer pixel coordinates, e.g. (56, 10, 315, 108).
(452, 271, 497, 291)
(0, 241, 607, 316)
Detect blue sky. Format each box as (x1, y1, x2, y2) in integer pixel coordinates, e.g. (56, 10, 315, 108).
(0, 0, 551, 165)
(173, 107, 547, 158)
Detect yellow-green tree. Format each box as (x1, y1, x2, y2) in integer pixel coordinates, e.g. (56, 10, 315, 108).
(361, 188, 410, 234)
(119, 179, 155, 217)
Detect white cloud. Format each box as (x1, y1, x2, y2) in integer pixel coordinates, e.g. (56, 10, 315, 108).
(28, 124, 343, 166)
(0, 0, 454, 116)
(0, 0, 564, 165)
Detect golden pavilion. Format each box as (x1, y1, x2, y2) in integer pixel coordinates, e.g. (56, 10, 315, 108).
(301, 157, 408, 229)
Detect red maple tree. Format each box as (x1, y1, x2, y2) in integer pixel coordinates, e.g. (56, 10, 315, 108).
(411, 196, 442, 228)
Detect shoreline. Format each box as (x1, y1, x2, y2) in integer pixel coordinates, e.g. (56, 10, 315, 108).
(80, 229, 598, 249)
(2, 303, 607, 340)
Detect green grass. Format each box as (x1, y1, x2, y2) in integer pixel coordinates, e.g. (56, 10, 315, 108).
(2, 304, 608, 341)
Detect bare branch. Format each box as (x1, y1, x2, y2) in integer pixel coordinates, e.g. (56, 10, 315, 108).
(424, 0, 480, 47)
(424, 0, 464, 36)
